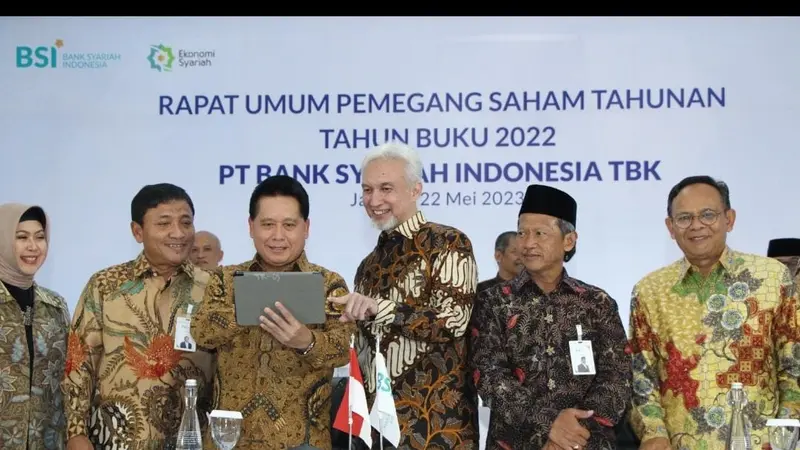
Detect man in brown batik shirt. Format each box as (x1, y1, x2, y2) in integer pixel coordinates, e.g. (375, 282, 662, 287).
(469, 184, 631, 450)
(330, 143, 479, 449)
(767, 238, 800, 285)
(64, 184, 215, 450)
(191, 176, 353, 450)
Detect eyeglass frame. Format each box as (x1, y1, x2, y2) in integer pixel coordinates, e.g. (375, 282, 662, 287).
(670, 209, 726, 230)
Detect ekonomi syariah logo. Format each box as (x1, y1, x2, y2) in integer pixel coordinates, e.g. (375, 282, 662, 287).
(147, 44, 175, 72)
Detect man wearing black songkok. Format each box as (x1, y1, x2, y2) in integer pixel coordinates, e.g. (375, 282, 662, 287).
(767, 238, 800, 285)
(469, 184, 631, 450)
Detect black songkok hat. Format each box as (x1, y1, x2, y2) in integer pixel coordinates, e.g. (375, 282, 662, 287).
(767, 238, 800, 258)
(518, 184, 577, 227)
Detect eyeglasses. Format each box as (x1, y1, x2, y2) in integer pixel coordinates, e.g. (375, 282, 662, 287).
(671, 210, 722, 229)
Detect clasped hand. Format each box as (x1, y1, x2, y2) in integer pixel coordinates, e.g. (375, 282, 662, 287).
(259, 302, 313, 350)
(327, 292, 378, 322)
(547, 408, 593, 450)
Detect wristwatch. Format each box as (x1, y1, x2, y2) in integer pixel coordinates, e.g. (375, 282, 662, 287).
(297, 334, 317, 355)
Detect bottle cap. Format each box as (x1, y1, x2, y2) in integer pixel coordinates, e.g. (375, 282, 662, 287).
(731, 382, 743, 389)
(185, 379, 198, 387)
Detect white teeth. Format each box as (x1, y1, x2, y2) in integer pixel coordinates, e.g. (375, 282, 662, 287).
(168, 244, 183, 249)
(373, 210, 389, 215)
(21, 257, 37, 264)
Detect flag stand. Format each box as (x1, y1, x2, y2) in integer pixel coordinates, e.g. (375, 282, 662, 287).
(376, 333, 385, 450)
(348, 333, 354, 450)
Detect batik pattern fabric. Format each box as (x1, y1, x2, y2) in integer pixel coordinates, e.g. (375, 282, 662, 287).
(62, 253, 215, 450)
(629, 247, 800, 450)
(0, 282, 69, 450)
(354, 211, 479, 450)
(476, 274, 503, 294)
(777, 255, 800, 288)
(190, 252, 354, 450)
(470, 269, 631, 450)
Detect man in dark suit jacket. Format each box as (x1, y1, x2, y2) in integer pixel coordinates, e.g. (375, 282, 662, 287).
(179, 336, 193, 350)
(577, 357, 590, 373)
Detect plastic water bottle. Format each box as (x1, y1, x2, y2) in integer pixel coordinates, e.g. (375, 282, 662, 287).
(176, 379, 203, 450)
(726, 382, 751, 450)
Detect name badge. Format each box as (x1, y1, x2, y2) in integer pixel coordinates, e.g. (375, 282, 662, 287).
(569, 324, 595, 376)
(174, 304, 197, 353)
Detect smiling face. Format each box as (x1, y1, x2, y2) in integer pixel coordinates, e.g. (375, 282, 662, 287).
(666, 183, 735, 269)
(248, 195, 309, 268)
(361, 158, 421, 231)
(14, 220, 48, 276)
(131, 200, 195, 271)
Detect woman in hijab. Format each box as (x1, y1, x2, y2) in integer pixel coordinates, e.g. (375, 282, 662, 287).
(0, 203, 69, 449)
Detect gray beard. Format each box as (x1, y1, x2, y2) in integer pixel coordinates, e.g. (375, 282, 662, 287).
(372, 215, 399, 231)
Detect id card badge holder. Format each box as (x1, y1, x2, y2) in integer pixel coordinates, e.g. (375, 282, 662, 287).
(174, 304, 197, 353)
(569, 324, 596, 376)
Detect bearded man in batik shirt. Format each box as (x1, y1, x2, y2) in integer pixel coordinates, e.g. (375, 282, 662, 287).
(629, 176, 800, 450)
(64, 183, 215, 450)
(767, 238, 800, 286)
(470, 184, 631, 450)
(191, 176, 353, 450)
(331, 143, 479, 449)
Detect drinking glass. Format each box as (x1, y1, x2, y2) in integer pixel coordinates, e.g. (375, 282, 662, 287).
(208, 410, 243, 450)
(766, 418, 800, 450)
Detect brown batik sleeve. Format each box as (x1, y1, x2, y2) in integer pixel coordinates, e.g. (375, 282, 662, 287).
(372, 241, 478, 343)
(298, 271, 354, 370)
(191, 269, 248, 349)
(62, 276, 105, 440)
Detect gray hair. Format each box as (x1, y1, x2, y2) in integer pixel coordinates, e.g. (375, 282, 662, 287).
(557, 219, 575, 236)
(494, 231, 518, 253)
(361, 142, 424, 187)
(558, 219, 577, 262)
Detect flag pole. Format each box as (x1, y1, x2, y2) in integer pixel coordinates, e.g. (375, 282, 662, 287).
(348, 333, 354, 450)
(376, 332, 385, 450)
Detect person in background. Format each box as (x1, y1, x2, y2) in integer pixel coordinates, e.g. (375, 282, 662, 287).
(191, 230, 224, 270)
(473, 230, 523, 439)
(477, 231, 523, 294)
(469, 184, 631, 450)
(767, 238, 800, 285)
(0, 203, 69, 449)
(629, 176, 800, 450)
(330, 142, 479, 449)
(191, 175, 353, 449)
(63, 183, 215, 450)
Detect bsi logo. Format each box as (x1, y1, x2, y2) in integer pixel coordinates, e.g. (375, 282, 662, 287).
(15, 39, 121, 70)
(16, 39, 62, 68)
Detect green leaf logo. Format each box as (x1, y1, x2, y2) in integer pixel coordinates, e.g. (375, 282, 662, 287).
(147, 44, 175, 72)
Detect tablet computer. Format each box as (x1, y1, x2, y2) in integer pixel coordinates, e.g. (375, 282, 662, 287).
(233, 271, 327, 326)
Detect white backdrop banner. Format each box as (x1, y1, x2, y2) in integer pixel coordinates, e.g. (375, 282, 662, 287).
(2, 17, 799, 328)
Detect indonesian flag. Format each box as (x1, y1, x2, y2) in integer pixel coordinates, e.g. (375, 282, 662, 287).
(333, 341, 372, 448)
